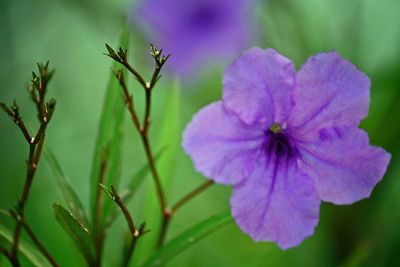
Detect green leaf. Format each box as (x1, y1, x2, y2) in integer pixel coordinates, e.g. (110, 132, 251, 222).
(141, 212, 233, 267)
(0, 222, 51, 267)
(132, 79, 182, 265)
(44, 147, 89, 227)
(89, 29, 129, 227)
(52, 203, 95, 264)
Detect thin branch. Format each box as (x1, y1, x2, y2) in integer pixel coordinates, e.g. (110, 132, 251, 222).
(140, 134, 167, 212)
(172, 180, 214, 212)
(0, 102, 32, 142)
(11, 144, 36, 259)
(104, 185, 147, 267)
(23, 227, 59, 267)
(157, 210, 172, 248)
(33, 134, 46, 165)
(121, 223, 146, 267)
(114, 70, 141, 131)
(122, 62, 147, 89)
(142, 89, 151, 133)
(157, 181, 215, 247)
(11, 122, 45, 263)
(107, 44, 189, 250)
(108, 45, 168, 213)
(15, 119, 32, 143)
(4, 62, 56, 267)
(105, 44, 147, 89)
(148, 44, 170, 89)
(110, 185, 136, 234)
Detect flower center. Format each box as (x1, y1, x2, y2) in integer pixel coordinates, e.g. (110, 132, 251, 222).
(265, 123, 296, 159)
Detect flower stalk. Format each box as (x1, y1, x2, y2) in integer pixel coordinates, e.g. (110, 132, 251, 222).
(110, 185, 147, 267)
(106, 44, 169, 214)
(106, 44, 215, 251)
(0, 62, 57, 267)
(100, 184, 148, 267)
(157, 180, 215, 247)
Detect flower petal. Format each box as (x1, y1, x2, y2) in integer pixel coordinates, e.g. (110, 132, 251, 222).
(182, 102, 264, 185)
(223, 48, 295, 127)
(231, 154, 320, 249)
(298, 127, 391, 204)
(289, 52, 370, 141)
(136, 0, 251, 76)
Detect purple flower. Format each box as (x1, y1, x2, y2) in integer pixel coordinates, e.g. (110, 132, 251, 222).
(182, 48, 391, 249)
(135, 0, 252, 76)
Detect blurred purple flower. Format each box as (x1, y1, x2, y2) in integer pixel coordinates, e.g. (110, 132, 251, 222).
(136, 0, 252, 76)
(182, 48, 391, 249)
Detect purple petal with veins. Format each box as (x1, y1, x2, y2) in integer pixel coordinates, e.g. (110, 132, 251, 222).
(182, 48, 391, 249)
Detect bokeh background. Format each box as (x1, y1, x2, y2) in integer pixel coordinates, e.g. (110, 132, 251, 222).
(1, 0, 400, 266)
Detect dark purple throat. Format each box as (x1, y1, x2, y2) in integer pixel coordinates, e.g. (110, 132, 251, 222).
(264, 124, 297, 160)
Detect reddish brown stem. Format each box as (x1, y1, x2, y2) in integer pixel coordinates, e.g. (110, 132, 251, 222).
(111, 186, 136, 234)
(140, 134, 167, 212)
(172, 180, 214, 212)
(115, 68, 167, 213)
(157, 181, 214, 247)
(108, 186, 145, 267)
(21, 220, 59, 267)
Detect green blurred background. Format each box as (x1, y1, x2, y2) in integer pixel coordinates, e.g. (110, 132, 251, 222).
(1, 0, 400, 266)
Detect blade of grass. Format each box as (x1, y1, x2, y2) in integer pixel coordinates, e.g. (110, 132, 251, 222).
(89, 29, 129, 228)
(0, 222, 51, 267)
(52, 203, 95, 265)
(44, 148, 89, 227)
(141, 212, 232, 267)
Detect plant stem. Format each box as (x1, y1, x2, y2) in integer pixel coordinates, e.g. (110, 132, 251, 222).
(121, 223, 146, 267)
(122, 236, 139, 267)
(111, 186, 136, 234)
(115, 68, 167, 213)
(109, 186, 146, 267)
(140, 133, 167, 212)
(10, 127, 49, 267)
(21, 221, 60, 267)
(142, 89, 151, 133)
(121, 61, 147, 89)
(109, 46, 216, 249)
(115, 70, 141, 131)
(157, 210, 172, 248)
(172, 181, 214, 212)
(1, 63, 56, 267)
(111, 46, 219, 251)
(14, 117, 32, 143)
(157, 181, 214, 247)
